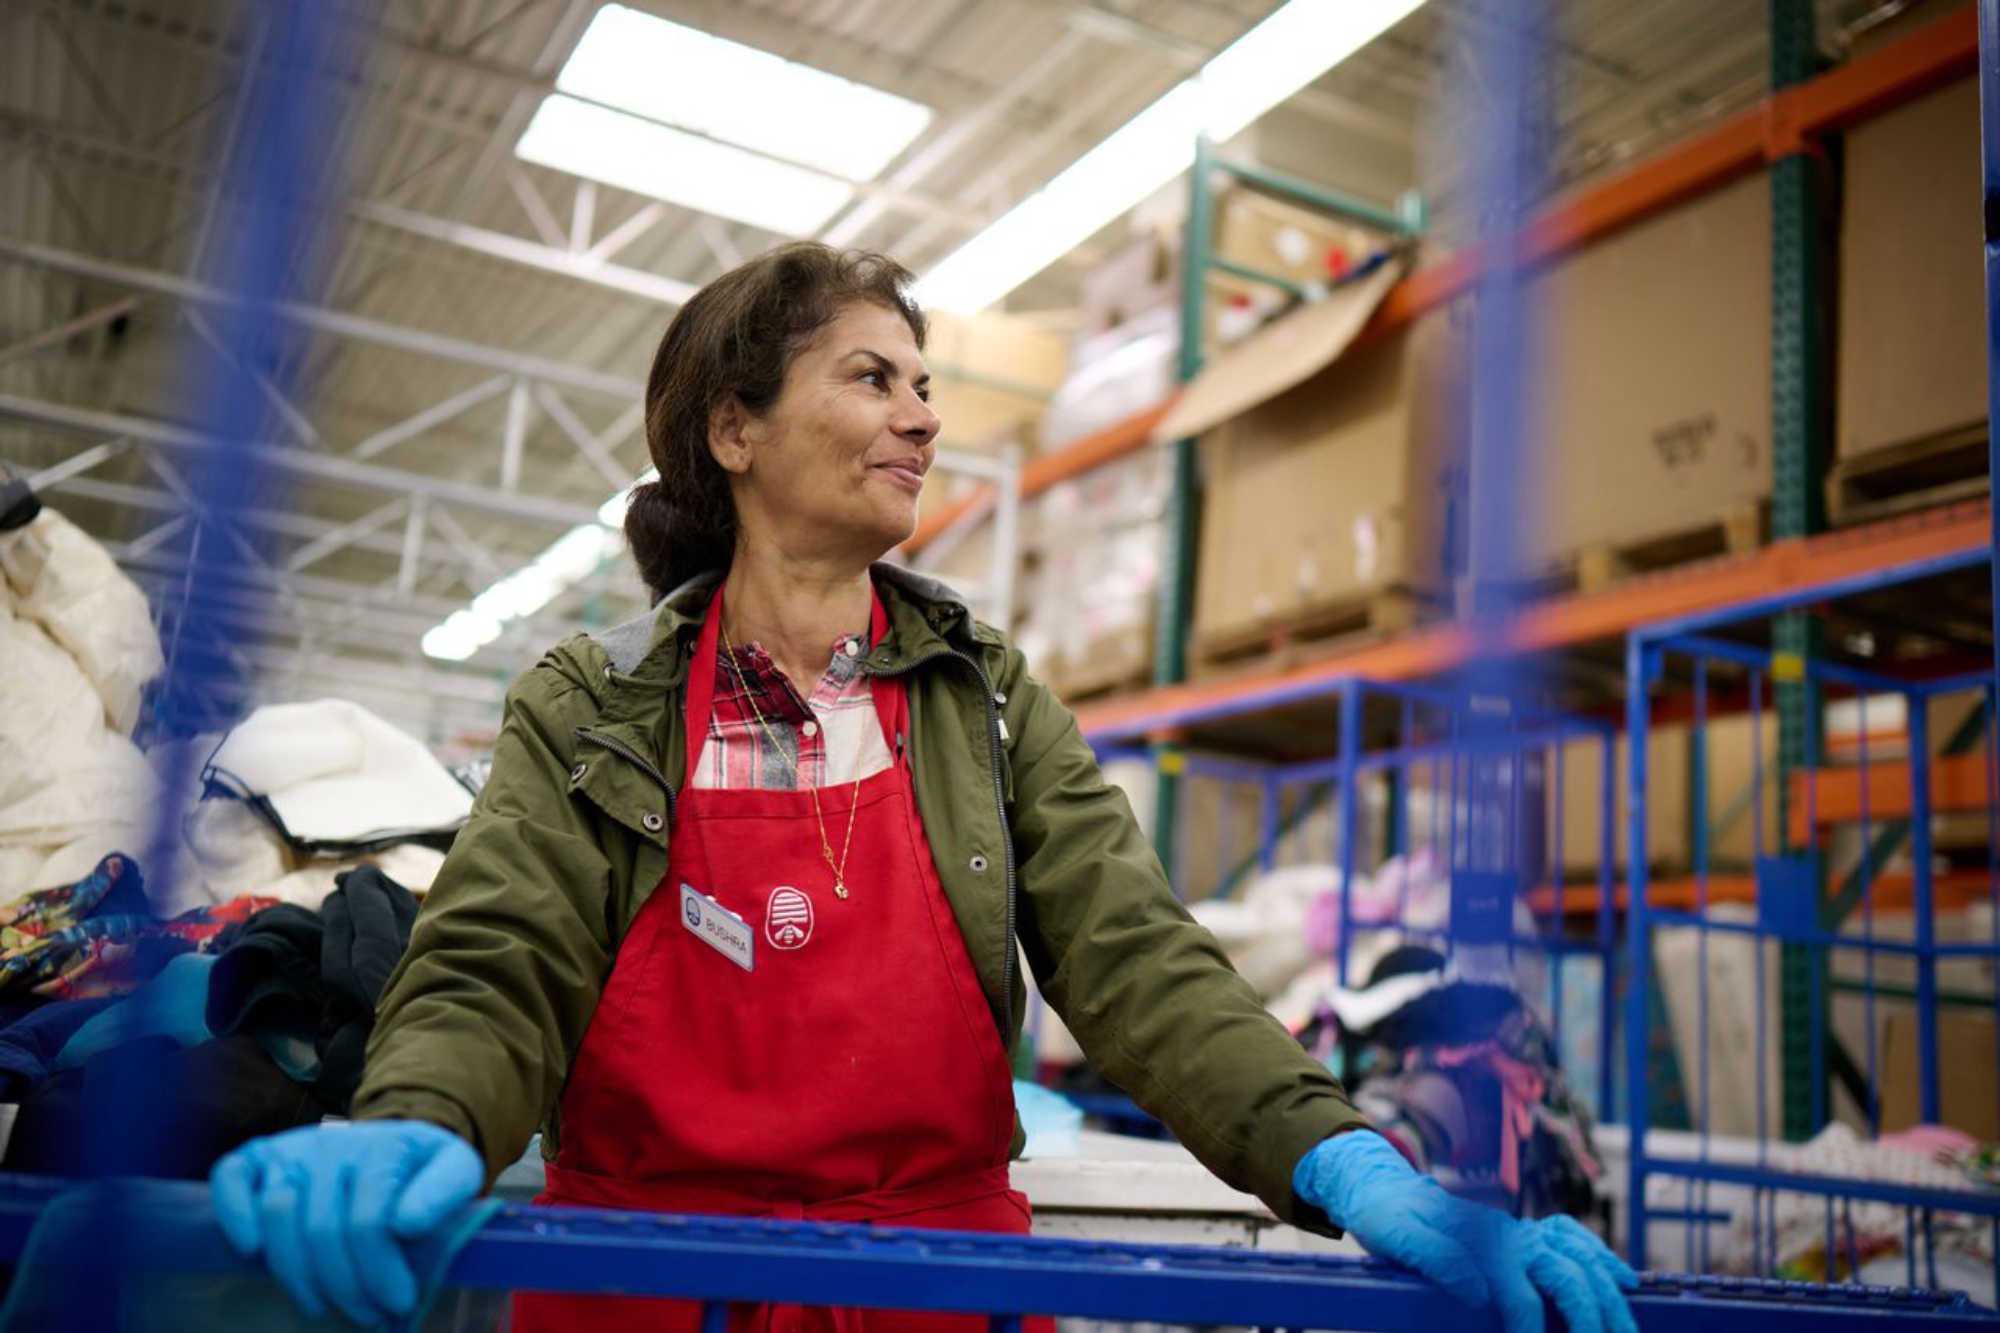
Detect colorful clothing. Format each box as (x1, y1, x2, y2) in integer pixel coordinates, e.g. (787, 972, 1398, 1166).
(693, 622, 891, 791)
(0, 854, 278, 999)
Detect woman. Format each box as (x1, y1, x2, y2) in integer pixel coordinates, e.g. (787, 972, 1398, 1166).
(211, 244, 1636, 1333)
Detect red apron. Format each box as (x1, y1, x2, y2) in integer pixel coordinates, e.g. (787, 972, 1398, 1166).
(513, 587, 1033, 1333)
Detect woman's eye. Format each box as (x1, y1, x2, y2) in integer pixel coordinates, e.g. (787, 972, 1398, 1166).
(860, 370, 887, 389)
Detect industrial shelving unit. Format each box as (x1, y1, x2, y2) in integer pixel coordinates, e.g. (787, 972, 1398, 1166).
(934, 10, 2000, 1300)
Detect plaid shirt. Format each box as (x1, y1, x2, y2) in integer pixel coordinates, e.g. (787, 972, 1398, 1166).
(692, 631, 893, 790)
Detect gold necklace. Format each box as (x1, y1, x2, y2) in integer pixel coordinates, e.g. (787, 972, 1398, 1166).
(718, 621, 865, 900)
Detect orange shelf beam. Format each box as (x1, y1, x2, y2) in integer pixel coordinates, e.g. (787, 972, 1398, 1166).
(1529, 868, 1993, 917)
(1787, 752, 1996, 844)
(1075, 500, 1993, 741)
(903, 9, 1977, 560)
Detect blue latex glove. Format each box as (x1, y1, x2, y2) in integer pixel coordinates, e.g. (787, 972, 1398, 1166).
(210, 1120, 484, 1328)
(1294, 1131, 1638, 1333)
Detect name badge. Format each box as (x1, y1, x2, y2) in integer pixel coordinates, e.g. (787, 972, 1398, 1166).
(680, 882, 754, 972)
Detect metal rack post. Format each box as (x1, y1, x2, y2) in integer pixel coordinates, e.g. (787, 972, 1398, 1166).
(1769, 0, 1835, 1143)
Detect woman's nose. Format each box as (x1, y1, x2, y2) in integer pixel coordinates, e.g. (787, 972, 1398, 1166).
(897, 391, 941, 444)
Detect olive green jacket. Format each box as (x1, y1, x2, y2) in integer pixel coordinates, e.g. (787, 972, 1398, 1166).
(352, 565, 1366, 1228)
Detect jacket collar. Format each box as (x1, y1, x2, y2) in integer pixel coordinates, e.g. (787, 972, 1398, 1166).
(591, 562, 992, 688)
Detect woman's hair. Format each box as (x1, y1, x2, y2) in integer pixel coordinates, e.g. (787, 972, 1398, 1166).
(624, 241, 927, 602)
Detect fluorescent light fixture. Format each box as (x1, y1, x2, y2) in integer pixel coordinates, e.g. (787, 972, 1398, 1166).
(557, 6, 931, 182)
(519, 97, 856, 235)
(422, 521, 627, 663)
(917, 0, 1426, 313)
(517, 6, 932, 236)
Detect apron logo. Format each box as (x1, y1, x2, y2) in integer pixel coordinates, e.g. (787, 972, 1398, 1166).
(765, 887, 814, 950)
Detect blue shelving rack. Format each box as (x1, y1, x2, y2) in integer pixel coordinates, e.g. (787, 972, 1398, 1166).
(1619, 545, 2000, 1287)
(0, 1175, 1994, 1331)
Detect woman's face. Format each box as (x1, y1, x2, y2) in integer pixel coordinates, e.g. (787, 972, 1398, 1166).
(714, 299, 941, 565)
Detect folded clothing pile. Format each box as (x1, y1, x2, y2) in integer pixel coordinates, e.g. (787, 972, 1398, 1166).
(0, 860, 421, 1180)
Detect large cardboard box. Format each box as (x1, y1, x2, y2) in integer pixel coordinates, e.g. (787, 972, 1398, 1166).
(1213, 185, 1378, 291)
(1881, 1010, 2000, 1139)
(1837, 77, 1987, 460)
(1554, 712, 1779, 878)
(922, 310, 1068, 451)
(1190, 308, 1460, 651)
(1527, 173, 1773, 567)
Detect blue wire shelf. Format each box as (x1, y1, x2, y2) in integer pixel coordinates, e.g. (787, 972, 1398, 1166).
(0, 1176, 1992, 1330)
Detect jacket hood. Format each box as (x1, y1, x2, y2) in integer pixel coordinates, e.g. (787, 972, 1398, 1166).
(575, 562, 997, 689)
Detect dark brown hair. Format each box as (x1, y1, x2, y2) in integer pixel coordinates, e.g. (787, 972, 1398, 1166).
(623, 241, 927, 602)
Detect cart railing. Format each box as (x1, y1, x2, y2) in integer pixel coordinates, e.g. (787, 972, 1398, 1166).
(2, 1175, 1994, 1331)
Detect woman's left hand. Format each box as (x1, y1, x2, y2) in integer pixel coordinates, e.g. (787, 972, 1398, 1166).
(1293, 1130, 1638, 1333)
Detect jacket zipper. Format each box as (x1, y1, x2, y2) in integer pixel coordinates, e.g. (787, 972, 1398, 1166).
(866, 644, 1019, 1039)
(574, 728, 678, 828)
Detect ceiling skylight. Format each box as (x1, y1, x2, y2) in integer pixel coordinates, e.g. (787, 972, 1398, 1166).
(515, 5, 932, 236)
(518, 97, 857, 235)
(917, 0, 1427, 313)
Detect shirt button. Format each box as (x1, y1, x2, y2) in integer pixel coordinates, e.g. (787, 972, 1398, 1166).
(969, 855, 989, 873)
(641, 812, 664, 833)
(993, 692, 1007, 705)
(569, 763, 586, 783)
(801, 719, 819, 738)
(842, 641, 861, 658)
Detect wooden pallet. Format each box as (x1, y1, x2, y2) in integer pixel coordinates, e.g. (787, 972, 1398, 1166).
(1193, 586, 1426, 678)
(1829, 425, 1990, 526)
(1550, 504, 1766, 596)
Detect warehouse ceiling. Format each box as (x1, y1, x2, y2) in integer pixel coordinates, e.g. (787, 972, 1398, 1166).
(0, 0, 1927, 741)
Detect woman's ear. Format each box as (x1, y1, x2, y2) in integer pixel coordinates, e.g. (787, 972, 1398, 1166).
(707, 396, 755, 475)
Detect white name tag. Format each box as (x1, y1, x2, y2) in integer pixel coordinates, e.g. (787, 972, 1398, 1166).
(680, 882, 754, 972)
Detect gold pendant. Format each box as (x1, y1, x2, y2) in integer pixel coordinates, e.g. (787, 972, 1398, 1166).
(834, 881, 849, 900)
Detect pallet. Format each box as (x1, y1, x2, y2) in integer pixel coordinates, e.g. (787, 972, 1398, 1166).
(1553, 504, 1765, 596)
(1828, 425, 1990, 527)
(1193, 587, 1426, 678)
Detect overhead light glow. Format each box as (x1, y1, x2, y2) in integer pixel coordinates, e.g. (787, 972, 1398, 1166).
(518, 97, 855, 236)
(421, 518, 629, 663)
(917, 0, 1426, 313)
(556, 6, 932, 182)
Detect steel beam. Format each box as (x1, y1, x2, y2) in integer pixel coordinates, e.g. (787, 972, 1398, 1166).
(501, 379, 531, 492)
(0, 391, 603, 527)
(0, 236, 644, 398)
(24, 437, 124, 488)
(350, 373, 512, 461)
(183, 307, 322, 448)
(284, 495, 409, 573)
(33, 474, 485, 586)
(570, 180, 597, 253)
(396, 496, 428, 599)
(351, 203, 698, 307)
(0, 295, 139, 367)
(506, 164, 570, 250)
(531, 383, 634, 489)
(583, 202, 667, 264)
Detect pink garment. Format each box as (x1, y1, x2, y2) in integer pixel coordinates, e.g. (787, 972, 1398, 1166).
(1433, 1041, 1546, 1196)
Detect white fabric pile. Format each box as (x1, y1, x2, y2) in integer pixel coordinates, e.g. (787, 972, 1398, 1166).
(0, 508, 165, 901)
(0, 504, 459, 915)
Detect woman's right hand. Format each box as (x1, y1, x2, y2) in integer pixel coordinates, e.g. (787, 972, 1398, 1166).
(210, 1119, 484, 1327)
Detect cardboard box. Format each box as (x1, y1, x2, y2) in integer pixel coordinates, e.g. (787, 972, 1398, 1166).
(1527, 172, 1773, 566)
(1881, 1010, 2000, 1139)
(1191, 309, 1459, 650)
(1837, 77, 1987, 460)
(1553, 712, 1780, 877)
(922, 310, 1068, 451)
(1212, 185, 1377, 290)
